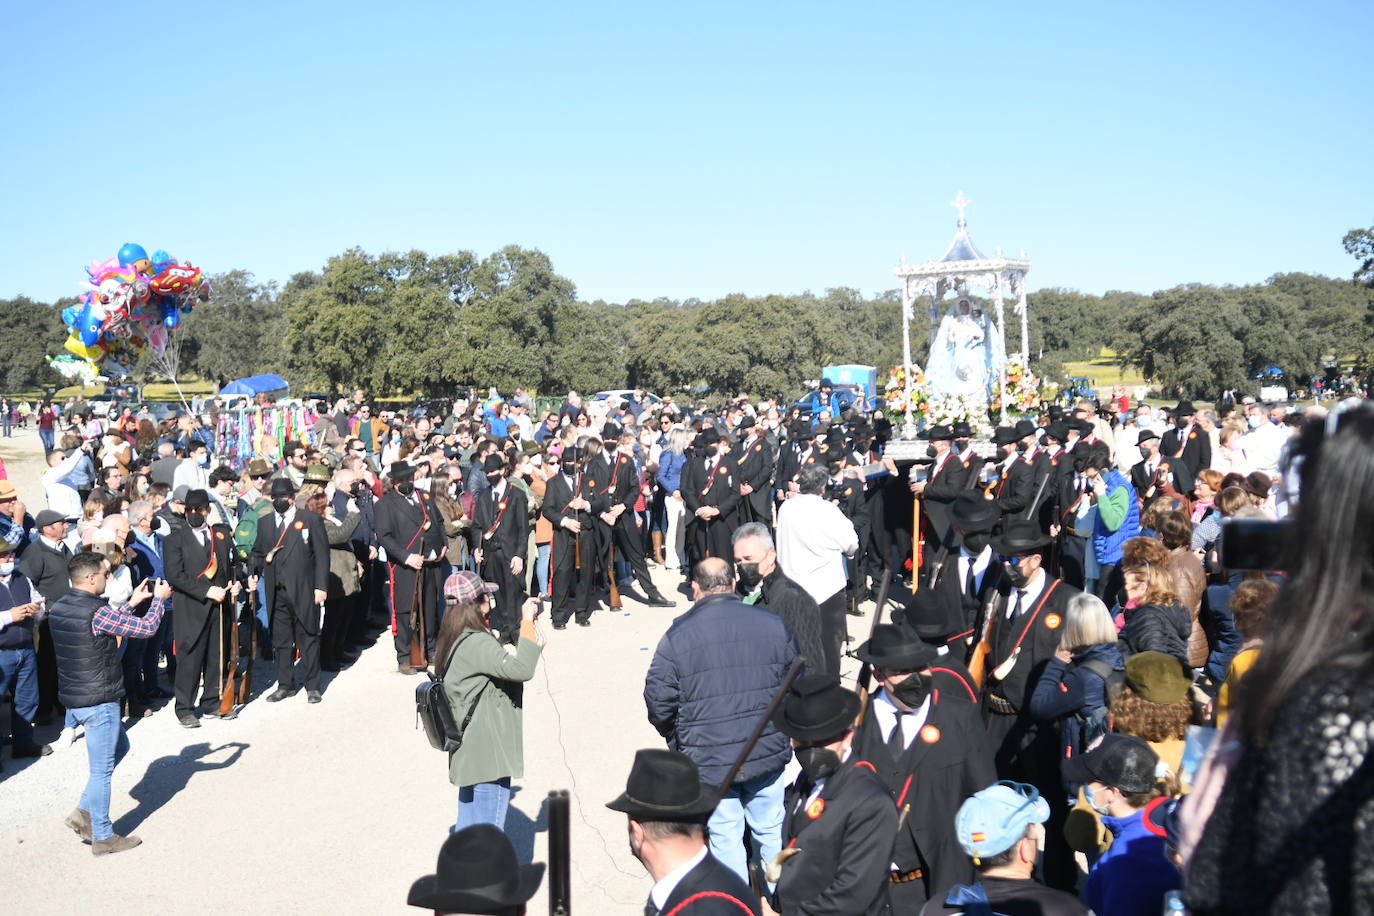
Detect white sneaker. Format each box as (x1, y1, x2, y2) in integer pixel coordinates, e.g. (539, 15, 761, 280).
(55, 727, 77, 750)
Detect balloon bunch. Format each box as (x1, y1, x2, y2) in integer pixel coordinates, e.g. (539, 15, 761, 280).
(61, 242, 211, 377)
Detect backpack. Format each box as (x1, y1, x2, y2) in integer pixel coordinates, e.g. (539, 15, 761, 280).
(1072, 657, 1125, 751)
(416, 635, 488, 753)
(232, 498, 272, 563)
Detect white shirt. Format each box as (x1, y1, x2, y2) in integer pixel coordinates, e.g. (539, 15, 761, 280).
(1241, 421, 1289, 479)
(42, 451, 84, 520)
(172, 459, 210, 494)
(1005, 569, 1048, 620)
(957, 546, 992, 597)
(870, 689, 932, 750)
(649, 844, 708, 912)
(777, 493, 859, 604)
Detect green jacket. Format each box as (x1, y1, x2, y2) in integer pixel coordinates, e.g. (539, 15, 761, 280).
(441, 627, 542, 788)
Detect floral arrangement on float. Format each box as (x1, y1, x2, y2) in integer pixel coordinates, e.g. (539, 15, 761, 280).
(990, 356, 1042, 417)
(884, 364, 929, 418)
(926, 392, 987, 429)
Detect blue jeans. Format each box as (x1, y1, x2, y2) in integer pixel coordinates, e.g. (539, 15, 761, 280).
(39, 428, 54, 452)
(709, 766, 786, 883)
(456, 777, 511, 832)
(0, 646, 39, 750)
(69, 701, 130, 840)
(536, 544, 550, 596)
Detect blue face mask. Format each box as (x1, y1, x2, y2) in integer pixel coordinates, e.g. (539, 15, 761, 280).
(1086, 785, 1112, 816)
(0, 561, 13, 577)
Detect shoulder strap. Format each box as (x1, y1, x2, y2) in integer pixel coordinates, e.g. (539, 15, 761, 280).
(1075, 658, 1114, 681)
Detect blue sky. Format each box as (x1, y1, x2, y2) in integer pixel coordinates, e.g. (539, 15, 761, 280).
(3, 1, 1369, 305)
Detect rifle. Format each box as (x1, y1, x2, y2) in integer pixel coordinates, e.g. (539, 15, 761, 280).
(237, 587, 256, 706)
(853, 569, 893, 729)
(547, 789, 571, 916)
(218, 593, 238, 717)
(409, 568, 428, 670)
(717, 655, 806, 798)
(607, 539, 622, 609)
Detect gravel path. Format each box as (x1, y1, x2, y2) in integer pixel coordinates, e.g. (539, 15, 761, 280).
(0, 428, 872, 914)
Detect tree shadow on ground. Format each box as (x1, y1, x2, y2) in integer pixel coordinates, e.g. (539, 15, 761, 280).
(113, 740, 249, 835)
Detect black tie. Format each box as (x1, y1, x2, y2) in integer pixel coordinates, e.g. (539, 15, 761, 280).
(645, 898, 658, 916)
(964, 560, 977, 598)
(1009, 589, 1024, 620)
(887, 712, 908, 754)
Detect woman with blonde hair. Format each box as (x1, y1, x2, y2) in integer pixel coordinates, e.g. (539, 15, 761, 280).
(657, 427, 690, 574)
(1032, 592, 1126, 767)
(1118, 537, 1191, 664)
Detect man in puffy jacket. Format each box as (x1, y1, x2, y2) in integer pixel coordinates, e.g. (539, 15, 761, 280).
(644, 557, 799, 884)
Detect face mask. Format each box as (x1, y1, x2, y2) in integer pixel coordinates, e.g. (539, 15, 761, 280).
(1247, 415, 1262, 429)
(891, 672, 933, 708)
(486, 473, 503, 485)
(794, 745, 842, 782)
(154, 517, 171, 536)
(272, 497, 292, 514)
(1176, 417, 1189, 429)
(925, 445, 937, 459)
(124, 531, 137, 548)
(954, 438, 970, 452)
(199, 455, 210, 467)
(187, 513, 206, 529)
(0, 561, 13, 577)
(396, 481, 415, 497)
(994, 448, 1009, 463)
(962, 531, 991, 553)
(735, 561, 763, 589)
(1004, 562, 1029, 589)
(1015, 441, 1029, 453)
(1087, 785, 1112, 816)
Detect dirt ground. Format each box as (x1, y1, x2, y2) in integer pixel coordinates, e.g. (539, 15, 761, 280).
(0, 428, 873, 915)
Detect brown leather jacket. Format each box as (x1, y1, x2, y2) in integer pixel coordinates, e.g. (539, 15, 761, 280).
(1167, 546, 1208, 667)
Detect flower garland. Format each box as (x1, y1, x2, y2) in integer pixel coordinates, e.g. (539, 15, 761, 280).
(926, 392, 986, 429)
(884, 364, 929, 418)
(990, 356, 1042, 417)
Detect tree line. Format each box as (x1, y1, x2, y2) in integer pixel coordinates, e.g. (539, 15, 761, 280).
(2, 227, 1371, 401)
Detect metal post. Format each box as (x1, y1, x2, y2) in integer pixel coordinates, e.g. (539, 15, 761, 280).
(900, 277, 916, 439)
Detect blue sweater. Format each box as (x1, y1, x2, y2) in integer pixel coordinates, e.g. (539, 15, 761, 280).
(1085, 806, 1182, 916)
(1029, 642, 1124, 789)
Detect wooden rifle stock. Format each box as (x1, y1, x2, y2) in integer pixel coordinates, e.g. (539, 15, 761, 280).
(218, 595, 237, 717)
(409, 567, 428, 669)
(548, 789, 571, 916)
(237, 588, 256, 706)
(607, 540, 621, 609)
(717, 656, 806, 798)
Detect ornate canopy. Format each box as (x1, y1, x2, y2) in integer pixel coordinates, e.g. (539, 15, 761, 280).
(891, 193, 1033, 436)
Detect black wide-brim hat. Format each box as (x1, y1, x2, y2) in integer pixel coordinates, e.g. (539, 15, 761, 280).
(992, 426, 1020, 446)
(951, 490, 1000, 533)
(951, 421, 974, 439)
(990, 519, 1053, 556)
(1136, 429, 1160, 444)
(1172, 401, 1196, 416)
(698, 427, 722, 446)
(894, 587, 964, 643)
(268, 477, 296, 498)
(855, 624, 938, 671)
(1044, 421, 1072, 443)
(772, 674, 861, 742)
(407, 824, 544, 912)
(920, 424, 954, 441)
(1013, 419, 1038, 439)
(606, 749, 718, 821)
(389, 460, 415, 481)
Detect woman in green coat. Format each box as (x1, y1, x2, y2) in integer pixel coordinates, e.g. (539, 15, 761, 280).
(435, 570, 544, 833)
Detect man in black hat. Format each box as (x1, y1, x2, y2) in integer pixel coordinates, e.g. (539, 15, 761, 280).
(374, 461, 446, 671)
(732, 415, 774, 531)
(972, 518, 1080, 890)
(250, 477, 330, 702)
(473, 453, 530, 643)
(773, 420, 821, 506)
(681, 428, 740, 567)
(540, 445, 598, 629)
(1129, 429, 1194, 506)
(1158, 400, 1209, 482)
(1014, 419, 1056, 520)
(925, 491, 1003, 660)
(912, 424, 972, 556)
(407, 823, 544, 916)
(588, 431, 673, 607)
(987, 426, 1035, 519)
(771, 675, 896, 915)
(608, 748, 761, 916)
(164, 489, 240, 727)
(851, 624, 995, 910)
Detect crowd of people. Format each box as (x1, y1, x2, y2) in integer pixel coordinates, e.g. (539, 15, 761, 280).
(1, 382, 1370, 915)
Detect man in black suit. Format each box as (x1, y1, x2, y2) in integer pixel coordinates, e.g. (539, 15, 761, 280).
(772, 675, 896, 915)
(988, 426, 1036, 521)
(541, 446, 598, 629)
(974, 520, 1080, 890)
(250, 478, 330, 703)
(473, 453, 530, 643)
(607, 749, 762, 916)
(164, 489, 239, 727)
(1130, 429, 1195, 507)
(681, 428, 740, 566)
(732, 416, 774, 530)
(911, 424, 970, 556)
(1159, 399, 1211, 483)
(924, 491, 1003, 656)
(373, 461, 445, 672)
(591, 429, 672, 607)
(851, 626, 996, 911)
(773, 421, 821, 507)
